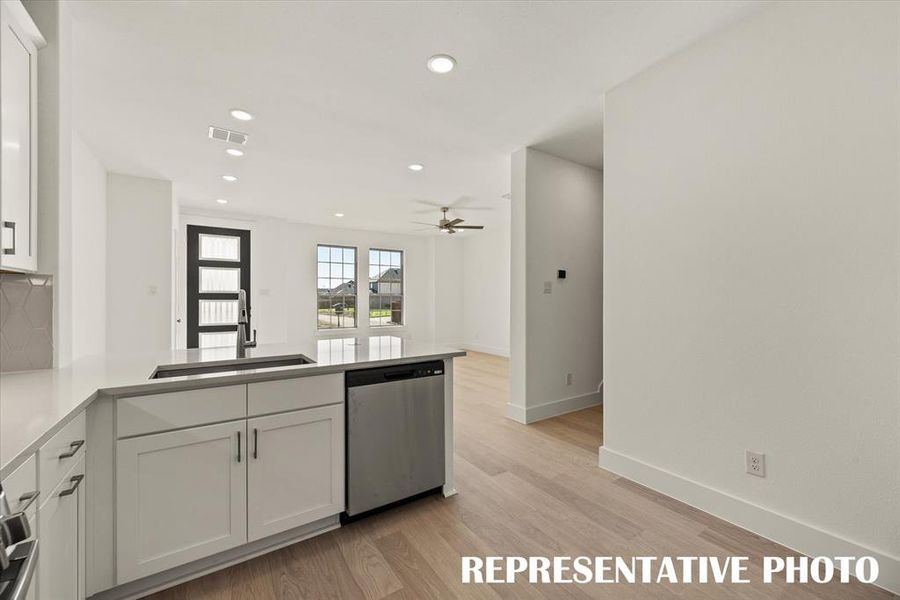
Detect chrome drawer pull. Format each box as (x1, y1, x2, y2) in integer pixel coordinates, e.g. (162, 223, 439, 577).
(17, 491, 38, 513)
(58, 474, 84, 497)
(58, 440, 85, 459)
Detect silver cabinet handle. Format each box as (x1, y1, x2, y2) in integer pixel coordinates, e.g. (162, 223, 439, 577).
(17, 491, 38, 513)
(253, 428, 258, 459)
(2, 221, 15, 255)
(236, 431, 242, 463)
(59, 440, 85, 459)
(59, 474, 84, 497)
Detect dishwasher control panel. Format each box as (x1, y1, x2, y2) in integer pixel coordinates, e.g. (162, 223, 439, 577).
(345, 360, 445, 387)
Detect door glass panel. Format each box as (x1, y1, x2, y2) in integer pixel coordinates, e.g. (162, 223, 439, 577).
(199, 234, 240, 261)
(200, 267, 240, 292)
(199, 331, 238, 348)
(199, 299, 239, 325)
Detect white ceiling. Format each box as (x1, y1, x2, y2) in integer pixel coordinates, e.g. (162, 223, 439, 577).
(70, 0, 761, 233)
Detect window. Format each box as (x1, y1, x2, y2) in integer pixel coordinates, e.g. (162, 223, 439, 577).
(317, 245, 357, 329)
(369, 249, 403, 326)
(187, 226, 250, 348)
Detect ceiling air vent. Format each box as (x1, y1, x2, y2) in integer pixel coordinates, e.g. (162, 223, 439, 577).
(208, 126, 248, 145)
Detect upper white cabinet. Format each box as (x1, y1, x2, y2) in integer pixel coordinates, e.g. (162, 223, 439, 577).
(247, 404, 344, 541)
(0, 0, 43, 272)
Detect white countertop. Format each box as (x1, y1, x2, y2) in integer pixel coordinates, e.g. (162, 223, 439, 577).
(0, 335, 464, 477)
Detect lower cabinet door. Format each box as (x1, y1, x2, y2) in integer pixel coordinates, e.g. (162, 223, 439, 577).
(247, 404, 344, 541)
(116, 421, 247, 583)
(38, 455, 85, 600)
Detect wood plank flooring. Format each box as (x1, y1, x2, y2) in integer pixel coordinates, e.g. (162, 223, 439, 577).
(147, 351, 894, 600)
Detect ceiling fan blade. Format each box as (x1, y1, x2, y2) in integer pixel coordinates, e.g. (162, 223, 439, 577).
(449, 196, 494, 211)
(447, 218, 464, 226)
(411, 221, 439, 227)
(451, 225, 485, 229)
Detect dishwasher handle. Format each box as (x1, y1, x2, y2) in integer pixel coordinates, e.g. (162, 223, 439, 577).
(346, 360, 445, 387)
(383, 369, 415, 381)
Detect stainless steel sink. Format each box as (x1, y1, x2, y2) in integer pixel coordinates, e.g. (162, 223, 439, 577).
(150, 354, 314, 379)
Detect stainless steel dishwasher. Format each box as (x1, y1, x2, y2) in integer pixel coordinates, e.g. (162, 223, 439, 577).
(345, 360, 445, 518)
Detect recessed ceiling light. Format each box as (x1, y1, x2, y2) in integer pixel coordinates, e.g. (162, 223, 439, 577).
(408, 163, 424, 172)
(230, 109, 253, 121)
(222, 175, 238, 182)
(334, 213, 345, 218)
(226, 148, 244, 157)
(216, 199, 228, 204)
(426, 54, 456, 74)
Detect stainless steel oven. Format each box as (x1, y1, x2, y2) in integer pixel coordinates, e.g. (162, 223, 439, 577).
(0, 484, 38, 600)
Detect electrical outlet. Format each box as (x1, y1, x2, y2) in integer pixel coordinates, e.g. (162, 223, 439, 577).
(745, 450, 765, 477)
(565, 373, 573, 386)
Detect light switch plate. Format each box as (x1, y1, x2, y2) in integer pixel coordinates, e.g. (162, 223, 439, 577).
(544, 281, 552, 294)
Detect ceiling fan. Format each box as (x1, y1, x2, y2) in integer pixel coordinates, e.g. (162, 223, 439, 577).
(413, 207, 485, 234)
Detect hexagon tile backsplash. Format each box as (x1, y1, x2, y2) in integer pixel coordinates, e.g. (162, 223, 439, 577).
(0, 273, 53, 372)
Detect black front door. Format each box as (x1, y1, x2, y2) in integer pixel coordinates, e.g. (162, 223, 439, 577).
(186, 225, 251, 349)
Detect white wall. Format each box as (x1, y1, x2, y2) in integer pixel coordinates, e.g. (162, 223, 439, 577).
(176, 212, 445, 348)
(27, 0, 73, 366)
(70, 132, 107, 361)
(106, 174, 174, 354)
(431, 236, 464, 348)
(509, 148, 603, 423)
(601, 2, 900, 593)
(460, 203, 511, 357)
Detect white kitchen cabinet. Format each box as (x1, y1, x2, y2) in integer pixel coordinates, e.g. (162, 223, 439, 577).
(38, 453, 86, 600)
(0, 0, 43, 272)
(247, 404, 344, 541)
(115, 420, 247, 584)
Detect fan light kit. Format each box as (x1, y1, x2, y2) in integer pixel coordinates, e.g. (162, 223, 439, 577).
(426, 54, 456, 74)
(222, 175, 238, 182)
(216, 199, 228, 205)
(230, 109, 254, 121)
(334, 213, 345, 218)
(413, 207, 485, 235)
(408, 163, 424, 172)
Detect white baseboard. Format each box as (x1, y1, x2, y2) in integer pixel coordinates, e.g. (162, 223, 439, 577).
(598, 447, 900, 595)
(461, 343, 510, 357)
(506, 389, 603, 424)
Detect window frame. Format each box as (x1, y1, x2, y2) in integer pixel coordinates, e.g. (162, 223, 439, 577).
(316, 243, 359, 331)
(368, 247, 404, 328)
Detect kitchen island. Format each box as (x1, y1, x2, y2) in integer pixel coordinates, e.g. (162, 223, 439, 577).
(0, 335, 464, 599)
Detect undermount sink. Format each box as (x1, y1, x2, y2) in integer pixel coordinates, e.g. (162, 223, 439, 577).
(150, 354, 314, 379)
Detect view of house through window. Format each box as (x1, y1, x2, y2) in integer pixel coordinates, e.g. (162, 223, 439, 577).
(317, 245, 357, 329)
(369, 249, 403, 326)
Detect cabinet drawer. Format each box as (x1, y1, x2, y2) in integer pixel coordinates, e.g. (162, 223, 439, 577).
(39, 454, 85, 600)
(1, 453, 38, 521)
(248, 374, 343, 417)
(117, 385, 246, 438)
(39, 411, 86, 503)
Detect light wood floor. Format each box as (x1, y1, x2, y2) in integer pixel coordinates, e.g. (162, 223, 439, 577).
(148, 352, 893, 600)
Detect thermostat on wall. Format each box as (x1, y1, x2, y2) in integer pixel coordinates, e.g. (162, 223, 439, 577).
(557, 269, 567, 279)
